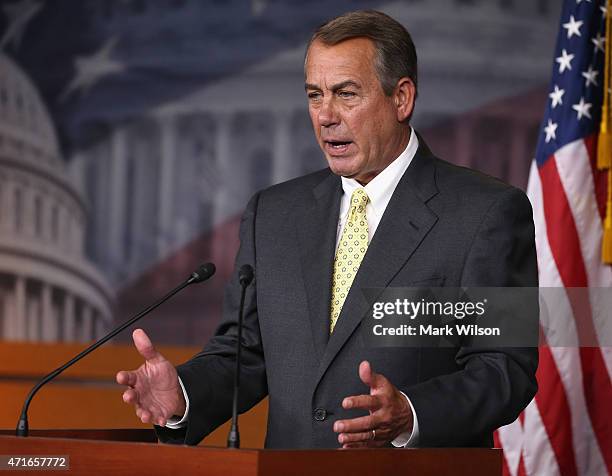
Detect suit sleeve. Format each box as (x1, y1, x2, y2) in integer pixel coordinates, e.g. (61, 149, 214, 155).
(403, 186, 539, 447)
(156, 192, 268, 445)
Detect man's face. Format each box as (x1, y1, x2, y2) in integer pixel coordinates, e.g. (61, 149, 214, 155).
(305, 38, 413, 184)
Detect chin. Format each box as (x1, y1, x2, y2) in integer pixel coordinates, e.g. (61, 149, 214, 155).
(326, 158, 358, 178)
(329, 166, 356, 178)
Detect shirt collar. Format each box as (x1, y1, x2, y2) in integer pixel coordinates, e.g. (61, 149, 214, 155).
(340, 128, 419, 217)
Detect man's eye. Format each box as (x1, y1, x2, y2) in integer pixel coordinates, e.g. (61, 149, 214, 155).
(307, 92, 322, 100)
(338, 91, 356, 98)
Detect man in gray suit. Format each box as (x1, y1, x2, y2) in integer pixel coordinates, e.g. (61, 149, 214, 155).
(117, 10, 538, 448)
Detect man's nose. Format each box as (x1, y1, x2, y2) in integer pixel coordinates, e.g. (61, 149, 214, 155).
(318, 98, 340, 127)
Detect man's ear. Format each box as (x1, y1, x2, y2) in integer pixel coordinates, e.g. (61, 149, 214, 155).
(394, 77, 415, 122)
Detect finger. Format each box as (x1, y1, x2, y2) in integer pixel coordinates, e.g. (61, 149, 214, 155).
(140, 409, 152, 424)
(132, 328, 163, 363)
(342, 442, 370, 449)
(342, 394, 380, 411)
(116, 370, 137, 387)
(358, 360, 385, 390)
(343, 441, 387, 449)
(334, 414, 375, 433)
(338, 430, 375, 445)
(122, 388, 139, 405)
(136, 402, 166, 424)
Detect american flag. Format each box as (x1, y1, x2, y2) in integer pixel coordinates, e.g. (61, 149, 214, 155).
(496, 1, 612, 475)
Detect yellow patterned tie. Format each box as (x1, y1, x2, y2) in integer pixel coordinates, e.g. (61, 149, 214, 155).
(330, 188, 369, 333)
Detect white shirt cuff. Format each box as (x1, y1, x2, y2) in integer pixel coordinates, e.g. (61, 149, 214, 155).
(391, 391, 419, 447)
(164, 376, 190, 429)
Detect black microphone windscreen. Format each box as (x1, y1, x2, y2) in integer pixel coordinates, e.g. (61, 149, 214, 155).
(238, 264, 254, 286)
(191, 263, 216, 283)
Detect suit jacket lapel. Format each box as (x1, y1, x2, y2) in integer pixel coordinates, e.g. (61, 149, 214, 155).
(295, 172, 342, 361)
(314, 143, 440, 387)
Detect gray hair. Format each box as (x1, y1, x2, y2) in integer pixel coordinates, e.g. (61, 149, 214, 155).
(306, 10, 418, 97)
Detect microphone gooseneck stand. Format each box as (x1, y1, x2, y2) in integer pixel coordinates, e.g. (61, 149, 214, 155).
(16, 263, 216, 437)
(227, 264, 255, 449)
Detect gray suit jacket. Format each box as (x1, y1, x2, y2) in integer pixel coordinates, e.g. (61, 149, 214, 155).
(156, 138, 538, 448)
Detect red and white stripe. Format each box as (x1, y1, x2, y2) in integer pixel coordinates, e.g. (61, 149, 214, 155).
(496, 136, 612, 476)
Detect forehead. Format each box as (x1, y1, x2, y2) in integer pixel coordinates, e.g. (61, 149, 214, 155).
(305, 37, 378, 86)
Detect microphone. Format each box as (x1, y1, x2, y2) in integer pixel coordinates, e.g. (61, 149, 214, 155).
(238, 265, 254, 286)
(227, 264, 255, 449)
(190, 263, 217, 283)
(16, 263, 216, 437)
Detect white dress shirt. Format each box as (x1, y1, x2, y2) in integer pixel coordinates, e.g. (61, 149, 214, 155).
(169, 128, 421, 447)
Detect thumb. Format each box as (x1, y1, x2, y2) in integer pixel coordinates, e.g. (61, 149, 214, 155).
(359, 360, 381, 388)
(359, 361, 387, 392)
(132, 328, 163, 363)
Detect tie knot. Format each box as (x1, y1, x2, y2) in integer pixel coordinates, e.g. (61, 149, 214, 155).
(350, 188, 369, 211)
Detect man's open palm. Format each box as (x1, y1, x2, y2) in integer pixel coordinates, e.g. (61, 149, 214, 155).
(116, 329, 185, 426)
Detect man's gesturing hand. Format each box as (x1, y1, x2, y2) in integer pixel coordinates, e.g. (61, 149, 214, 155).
(334, 361, 413, 448)
(116, 329, 186, 427)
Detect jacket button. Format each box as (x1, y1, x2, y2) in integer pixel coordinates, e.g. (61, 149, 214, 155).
(313, 408, 327, 421)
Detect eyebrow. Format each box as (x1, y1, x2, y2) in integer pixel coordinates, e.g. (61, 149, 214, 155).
(304, 80, 361, 91)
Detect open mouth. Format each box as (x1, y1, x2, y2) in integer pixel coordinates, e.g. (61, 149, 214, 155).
(325, 140, 351, 148)
(325, 140, 352, 149)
